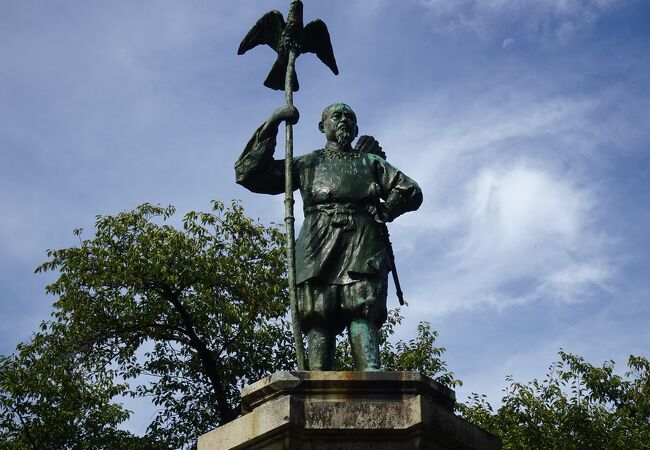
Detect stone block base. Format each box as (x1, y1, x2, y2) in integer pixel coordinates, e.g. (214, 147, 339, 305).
(198, 371, 501, 450)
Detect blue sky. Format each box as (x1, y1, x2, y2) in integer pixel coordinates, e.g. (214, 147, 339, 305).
(1, 0, 649, 434)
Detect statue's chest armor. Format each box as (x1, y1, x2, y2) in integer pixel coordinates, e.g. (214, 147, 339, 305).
(300, 153, 374, 204)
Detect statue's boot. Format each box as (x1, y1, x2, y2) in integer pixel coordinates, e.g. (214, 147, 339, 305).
(349, 319, 381, 371)
(307, 327, 335, 370)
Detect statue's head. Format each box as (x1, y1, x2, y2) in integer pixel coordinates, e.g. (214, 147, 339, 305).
(319, 103, 358, 149)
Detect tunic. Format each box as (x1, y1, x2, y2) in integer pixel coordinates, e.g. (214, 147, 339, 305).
(235, 124, 422, 286)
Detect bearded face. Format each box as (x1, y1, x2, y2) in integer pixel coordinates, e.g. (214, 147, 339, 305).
(320, 104, 358, 149)
(335, 126, 353, 147)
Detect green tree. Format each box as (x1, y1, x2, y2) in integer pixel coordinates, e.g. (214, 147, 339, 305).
(460, 350, 650, 450)
(0, 333, 160, 450)
(2, 201, 293, 449)
(0, 201, 457, 449)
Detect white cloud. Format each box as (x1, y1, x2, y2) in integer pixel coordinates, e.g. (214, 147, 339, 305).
(418, 164, 610, 315)
(540, 261, 612, 302)
(459, 166, 588, 257)
(371, 83, 617, 317)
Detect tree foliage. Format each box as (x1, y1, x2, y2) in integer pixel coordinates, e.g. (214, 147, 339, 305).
(0, 330, 163, 450)
(460, 350, 650, 450)
(0, 201, 457, 449)
(2, 201, 294, 448)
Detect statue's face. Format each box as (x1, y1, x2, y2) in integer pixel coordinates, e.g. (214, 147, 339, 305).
(319, 104, 358, 147)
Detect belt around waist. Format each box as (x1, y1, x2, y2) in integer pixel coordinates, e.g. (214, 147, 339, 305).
(303, 203, 372, 215)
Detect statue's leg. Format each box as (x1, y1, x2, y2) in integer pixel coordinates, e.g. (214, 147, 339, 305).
(341, 277, 387, 371)
(298, 281, 340, 371)
(348, 319, 381, 371)
(307, 327, 336, 370)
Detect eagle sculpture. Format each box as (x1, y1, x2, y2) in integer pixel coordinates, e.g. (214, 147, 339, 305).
(237, 0, 339, 91)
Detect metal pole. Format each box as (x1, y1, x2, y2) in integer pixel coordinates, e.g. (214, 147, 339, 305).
(284, 48, 307, 371)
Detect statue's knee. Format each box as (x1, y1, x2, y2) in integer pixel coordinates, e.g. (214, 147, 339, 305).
(341, 278, 388, 328)
(298, 282, 344, 333)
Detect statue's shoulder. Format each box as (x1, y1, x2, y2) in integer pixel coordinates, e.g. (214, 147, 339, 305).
(364, 152, 386, 163)
(296, 149, 325, 163)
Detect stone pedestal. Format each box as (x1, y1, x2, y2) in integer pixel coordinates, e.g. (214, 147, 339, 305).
(198, 371, 501, 450)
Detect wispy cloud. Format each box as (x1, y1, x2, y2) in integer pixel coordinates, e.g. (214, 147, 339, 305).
(415, 164, 611, 315)
(418, 0, 631, 38)
(372, 81, 621, 316)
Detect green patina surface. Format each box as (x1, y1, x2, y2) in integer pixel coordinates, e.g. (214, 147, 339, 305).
(235, 104, 422, 370)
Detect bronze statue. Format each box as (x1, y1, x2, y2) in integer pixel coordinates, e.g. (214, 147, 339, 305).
(235, 103, 422, 370)
(237, 0, 421, 371)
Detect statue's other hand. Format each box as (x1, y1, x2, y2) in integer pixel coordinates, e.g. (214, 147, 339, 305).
(368, 183, 393, 223)
(271, 105, 300, 126)
(369, 203, 393, 224)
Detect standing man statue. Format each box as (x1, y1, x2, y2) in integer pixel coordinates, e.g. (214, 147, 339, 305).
(235, 103, 422, 371)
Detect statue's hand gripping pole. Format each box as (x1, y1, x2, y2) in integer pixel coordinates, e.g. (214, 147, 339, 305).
(238, 0, 338, 371)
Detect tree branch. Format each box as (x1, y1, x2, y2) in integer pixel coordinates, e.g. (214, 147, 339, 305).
(162, 288, 237, 423)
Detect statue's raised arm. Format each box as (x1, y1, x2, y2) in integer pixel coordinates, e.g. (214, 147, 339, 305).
(235, 105, 299, 194)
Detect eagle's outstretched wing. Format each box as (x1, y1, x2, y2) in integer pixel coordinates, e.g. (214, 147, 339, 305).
(237, 10, 285, 55)
(302, 19, 338, 75)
